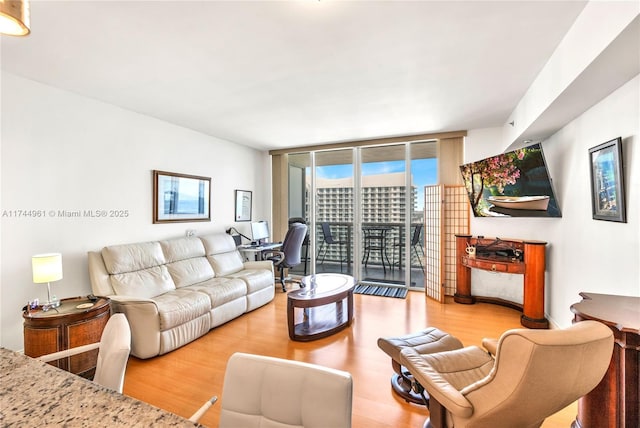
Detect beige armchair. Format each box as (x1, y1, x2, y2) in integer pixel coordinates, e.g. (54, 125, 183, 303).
(400, 321, 614, 428)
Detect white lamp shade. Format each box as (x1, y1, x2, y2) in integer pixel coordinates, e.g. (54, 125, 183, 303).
(32, 253, 63, 283)
(0, 0, 30, 36)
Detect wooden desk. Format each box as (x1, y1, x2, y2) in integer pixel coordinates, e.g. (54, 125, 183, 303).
(454, 235, 548, 329)
(0, 348, 197, 426)
(238, 243, 281, 261)
(570, 292, 640, 428)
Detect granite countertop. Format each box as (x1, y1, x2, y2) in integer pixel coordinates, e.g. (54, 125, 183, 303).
(0, 348, 199, 427)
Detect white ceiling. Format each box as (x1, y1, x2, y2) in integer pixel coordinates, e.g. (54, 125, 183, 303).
(1, 0, 589, 151)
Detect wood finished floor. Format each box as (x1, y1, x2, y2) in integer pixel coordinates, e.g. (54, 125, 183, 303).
(123, 289, 576, 428)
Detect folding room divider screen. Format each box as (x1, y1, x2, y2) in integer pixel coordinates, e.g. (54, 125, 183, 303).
(424, 185, 470, 302)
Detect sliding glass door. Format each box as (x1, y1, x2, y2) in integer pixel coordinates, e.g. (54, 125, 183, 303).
(314, 150, 354, 276)
(285, 141, 437, 288)
(359, 145, 407, 286)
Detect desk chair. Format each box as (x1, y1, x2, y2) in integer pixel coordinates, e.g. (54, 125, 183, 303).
(400, 321, 613, 428)
(318, 222, 347, 270)
(264, 222, 308, 292)
(38, 313, 131, 393)
(288, 217, 309, 275)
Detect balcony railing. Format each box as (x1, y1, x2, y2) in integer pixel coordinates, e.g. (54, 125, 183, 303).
(314, 221, 424, 269)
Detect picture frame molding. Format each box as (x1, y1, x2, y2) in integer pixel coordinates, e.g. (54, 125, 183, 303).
(588, 137, 626, 223)
(152, 170, 211, 224)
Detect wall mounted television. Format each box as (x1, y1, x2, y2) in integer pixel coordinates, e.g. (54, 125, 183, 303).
(460, 143, 561, 217)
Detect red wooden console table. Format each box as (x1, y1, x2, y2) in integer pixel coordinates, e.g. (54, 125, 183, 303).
(454, 234, 548, 329)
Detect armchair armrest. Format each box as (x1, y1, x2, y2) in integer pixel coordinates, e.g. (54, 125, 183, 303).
(38, 342, 100, 363)
(482, 338, 499, 356)
(399, 346, 494, 418)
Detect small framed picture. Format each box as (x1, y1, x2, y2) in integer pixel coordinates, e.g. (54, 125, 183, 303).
(235, 190, 252, 222)
(588, 137, 626, 223)
(153, 170, 211, 223)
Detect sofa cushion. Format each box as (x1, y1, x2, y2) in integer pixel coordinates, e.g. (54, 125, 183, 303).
(200, 233, 245, 275)
(207, 252, 245, 276)
(200, 233, 236, 254)
(186, 277, 247, 308)
(110, 265, 176, 299)
(226, 269, 274, 294)
(102, 242, 165, 274)
(152, 289, 212, 331)
(167, 258, 215, 288)
(160, 237, 206, 263)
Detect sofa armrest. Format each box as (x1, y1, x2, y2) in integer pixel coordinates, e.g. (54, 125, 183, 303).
(244, 260, 274, 274)
(108, 295, 156, 304)
(108, 296, 161, 359)
(400, 346, 493, 418)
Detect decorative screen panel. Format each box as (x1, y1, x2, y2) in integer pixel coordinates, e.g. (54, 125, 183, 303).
(424, 185, 444, 302)
(423, 185, 469, 302)
(443, 186, 470, 296)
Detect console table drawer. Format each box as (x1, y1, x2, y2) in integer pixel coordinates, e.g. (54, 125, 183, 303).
(462, 256, 525, 274)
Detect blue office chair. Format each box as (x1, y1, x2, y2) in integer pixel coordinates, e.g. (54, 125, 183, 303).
(264, 222, 308, 292)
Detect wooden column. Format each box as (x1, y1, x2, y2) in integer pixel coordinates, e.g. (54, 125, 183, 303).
(454, 234, 474, 304)
(522, 241, 547, 328)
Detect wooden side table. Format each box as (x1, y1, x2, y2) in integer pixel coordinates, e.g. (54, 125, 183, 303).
(23, 296, 110, 379)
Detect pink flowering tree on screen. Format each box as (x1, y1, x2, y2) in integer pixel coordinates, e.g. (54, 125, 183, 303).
(461, 149, 526, 216)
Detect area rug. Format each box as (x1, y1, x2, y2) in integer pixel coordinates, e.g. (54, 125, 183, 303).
(354, 284, 408, 299)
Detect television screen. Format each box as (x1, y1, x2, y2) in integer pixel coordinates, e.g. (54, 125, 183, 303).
(459, 143, 561, 217)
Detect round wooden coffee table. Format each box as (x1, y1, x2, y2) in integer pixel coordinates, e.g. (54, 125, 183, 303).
(287, 273, 355, 341)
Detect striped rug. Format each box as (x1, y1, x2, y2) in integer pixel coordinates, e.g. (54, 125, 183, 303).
(354, 284, 408, 299)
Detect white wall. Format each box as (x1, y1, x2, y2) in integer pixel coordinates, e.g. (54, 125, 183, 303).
(465, 75, 639, 328)
(0, 73, 272, 351)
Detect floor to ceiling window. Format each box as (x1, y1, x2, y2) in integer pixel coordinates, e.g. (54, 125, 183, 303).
(285, 141, 438, 289)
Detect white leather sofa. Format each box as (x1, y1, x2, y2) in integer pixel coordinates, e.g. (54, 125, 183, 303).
(88, 233, 275, 359)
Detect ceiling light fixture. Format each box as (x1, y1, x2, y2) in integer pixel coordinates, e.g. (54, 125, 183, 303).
(0, 0, 30, 36)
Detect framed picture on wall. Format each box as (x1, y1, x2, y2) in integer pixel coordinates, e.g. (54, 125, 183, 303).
(235, 190, 252, 222)
(153, 170, 211, 223)
(588, 137, 626, 223)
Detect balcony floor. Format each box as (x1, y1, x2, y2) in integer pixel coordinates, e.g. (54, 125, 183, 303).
(290, 261, 425, 289)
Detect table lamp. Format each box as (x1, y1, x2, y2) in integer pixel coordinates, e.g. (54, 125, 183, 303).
(32, 253, 63, 308)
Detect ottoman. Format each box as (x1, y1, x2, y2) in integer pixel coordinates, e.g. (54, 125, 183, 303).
(377, 327, 464, 404)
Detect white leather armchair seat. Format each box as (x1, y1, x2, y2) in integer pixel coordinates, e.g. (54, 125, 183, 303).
(219, 353, 353, 428)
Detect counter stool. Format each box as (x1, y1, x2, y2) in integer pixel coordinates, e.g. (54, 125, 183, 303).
(377, 327, 463, 405)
